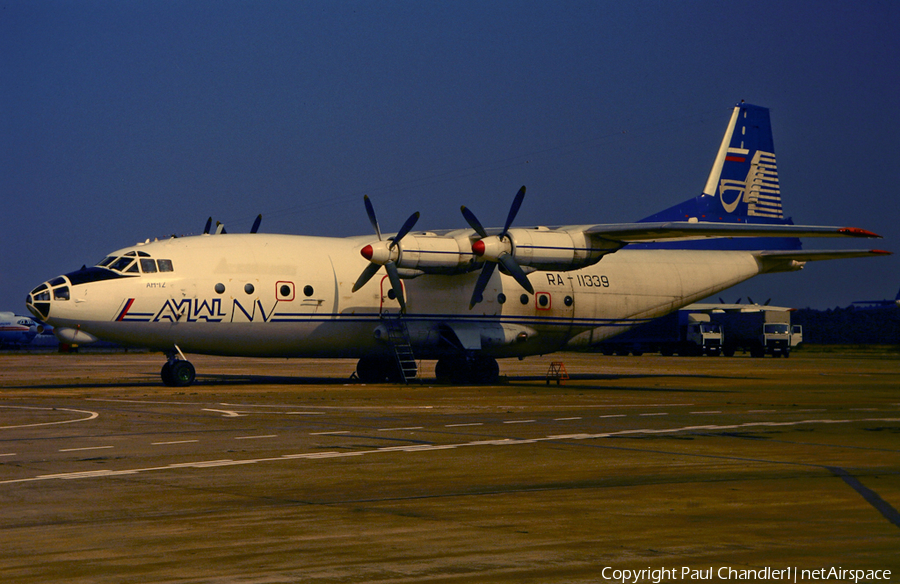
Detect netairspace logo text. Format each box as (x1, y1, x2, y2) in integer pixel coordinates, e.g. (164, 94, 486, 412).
(600, 566, 892, 583)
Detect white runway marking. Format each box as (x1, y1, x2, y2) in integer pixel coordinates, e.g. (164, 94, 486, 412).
(59, 446, 113, 452)
(235, 435, 277, 440)
(5, 417, 898, 486)
(153, 440, 199, 445)
(445, 423, 482, 427)
(639, 412, 668, 417)
(0, 406, 99, 429)
(202, 409, 245, 417)
(378, 426, 423, 431)
(503, 420, 536, 424)
(309, 430, 350, 435)
(554, 417, 582, 421)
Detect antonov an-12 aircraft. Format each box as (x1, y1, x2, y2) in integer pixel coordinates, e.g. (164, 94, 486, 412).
(26, 103, 889, 386)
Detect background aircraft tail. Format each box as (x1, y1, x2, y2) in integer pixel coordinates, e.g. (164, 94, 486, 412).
(635, 102, 800, 250)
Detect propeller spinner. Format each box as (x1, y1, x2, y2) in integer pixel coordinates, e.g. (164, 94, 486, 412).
(461, 186, 534, 309)
(351, 195, 420, 313)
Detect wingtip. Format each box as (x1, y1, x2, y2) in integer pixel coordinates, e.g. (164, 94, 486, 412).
(839, 227, 882, 238)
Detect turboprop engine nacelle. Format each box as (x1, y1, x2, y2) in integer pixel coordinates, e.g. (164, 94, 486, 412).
(361, 233, 475, 275)
(475, 227, 621, 271)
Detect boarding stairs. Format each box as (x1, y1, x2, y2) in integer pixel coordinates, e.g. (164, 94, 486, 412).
(380, 312, 418, 383)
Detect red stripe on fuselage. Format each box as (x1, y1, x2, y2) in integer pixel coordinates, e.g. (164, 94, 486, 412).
(116, 298, 135, 321)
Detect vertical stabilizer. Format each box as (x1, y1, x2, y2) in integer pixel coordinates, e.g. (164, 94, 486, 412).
(641, 102, 787, 225)
(635, 102, 797, 250)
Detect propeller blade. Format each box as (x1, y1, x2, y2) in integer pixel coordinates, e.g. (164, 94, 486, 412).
(390, 211, 420, 249)
(498, 253, 534, 294)
(384, 261, 407, 313)
(469, 262, 497, 309)
(215, 222, 226, 235)
(250, 214, 262, 234)
(352, 262, 381, 293)
(363, 195, 382, 241)
(503, 186, 526, 234)
(203, 217, 212, 235)
(460, 206, 488, 238)
(747, 296, 755, 305)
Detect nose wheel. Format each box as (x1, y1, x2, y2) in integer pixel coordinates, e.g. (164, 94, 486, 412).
(161, 348, 196, 387)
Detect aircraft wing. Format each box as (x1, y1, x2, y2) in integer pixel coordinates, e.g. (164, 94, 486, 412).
(580, 221, 883, 243)
(756, 249, 892, 261)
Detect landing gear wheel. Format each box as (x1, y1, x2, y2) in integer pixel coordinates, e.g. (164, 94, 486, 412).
(161, 360, 196, 387)
(471, 355, 500, 384)
(356, 355, 401, 383)
(435, 355, 499, 385)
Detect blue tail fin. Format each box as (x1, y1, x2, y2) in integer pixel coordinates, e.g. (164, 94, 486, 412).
(636, 102, 800, 251)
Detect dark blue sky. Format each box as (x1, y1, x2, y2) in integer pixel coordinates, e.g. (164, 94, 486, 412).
(3, 0, 898, 312)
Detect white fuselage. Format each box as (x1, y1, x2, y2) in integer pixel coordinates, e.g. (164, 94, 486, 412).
(34, 233, 764, 360)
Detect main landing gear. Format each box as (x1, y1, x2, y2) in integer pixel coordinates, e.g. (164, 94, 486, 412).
(435, 354, 499, 385)
(354, 353, 500, 385)
(161, 347, 196, 387)
(355, 354, 413, 383)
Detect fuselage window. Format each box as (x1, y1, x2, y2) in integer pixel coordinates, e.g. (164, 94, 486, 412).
(157, 259, 174, 272)
(215, 283, 225, 294)
(303, 285, 314, 297)
(244, 283, 255, 295)
(276, 282, 294, 301)
(140, 259, 158, 273)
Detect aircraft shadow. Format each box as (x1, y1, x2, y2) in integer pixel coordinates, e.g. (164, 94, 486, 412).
(7, 371, 751, 390)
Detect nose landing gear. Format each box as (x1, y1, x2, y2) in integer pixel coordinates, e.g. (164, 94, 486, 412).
(161, 346, 196, 387)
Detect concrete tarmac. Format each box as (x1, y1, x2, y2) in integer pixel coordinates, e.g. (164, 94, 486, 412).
(1, 349, 898, 583)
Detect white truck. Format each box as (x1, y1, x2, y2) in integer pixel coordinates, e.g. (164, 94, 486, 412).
(711, 308, 792, 357)
(597, 310, 724, 356)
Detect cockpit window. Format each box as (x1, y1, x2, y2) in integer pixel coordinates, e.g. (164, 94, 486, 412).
(53, 286, 70, 300)
(95, 253, 174, 274)
(110, 257, 135, 272)
(31, 284, 50, 301)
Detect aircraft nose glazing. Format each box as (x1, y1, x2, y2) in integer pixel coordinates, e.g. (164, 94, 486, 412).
(26, 276, 71, 321)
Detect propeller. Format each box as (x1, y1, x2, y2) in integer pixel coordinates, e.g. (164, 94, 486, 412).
(461, 186, 534, 309)
(204, 214, 262, 234)
(351, 195, 420, 313)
